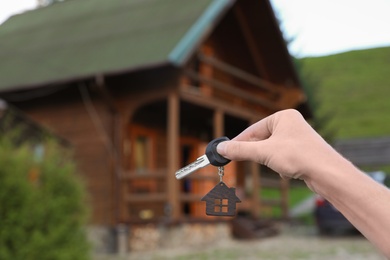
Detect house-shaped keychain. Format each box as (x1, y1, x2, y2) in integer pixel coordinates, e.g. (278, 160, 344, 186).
(201, 182, 241, 216)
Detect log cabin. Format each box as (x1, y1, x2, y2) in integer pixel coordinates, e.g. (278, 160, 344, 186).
(0, 0, 311, 252)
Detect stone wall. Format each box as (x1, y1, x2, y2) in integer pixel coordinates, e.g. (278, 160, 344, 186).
(88, 222, 232, 254)
(128, 222, 231, 252)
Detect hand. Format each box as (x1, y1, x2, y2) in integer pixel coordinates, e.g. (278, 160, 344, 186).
(217, 109, 390, 257)
(217, 109, 339, 180)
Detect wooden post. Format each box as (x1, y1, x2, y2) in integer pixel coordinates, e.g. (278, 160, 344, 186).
(113, 113, 123, 223)
(167, 91, 180, 220)
(213, 109, 224, 138)
(280, 178, 290, 219)
(118, 106, 140, 223)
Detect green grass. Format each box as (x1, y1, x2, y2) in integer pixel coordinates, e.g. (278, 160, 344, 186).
(298, 46, 390, 139)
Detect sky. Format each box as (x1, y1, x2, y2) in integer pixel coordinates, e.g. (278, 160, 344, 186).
(270, 0, 390, 57)
(0, 0, 37, 24)
(1, 0, 390, 58)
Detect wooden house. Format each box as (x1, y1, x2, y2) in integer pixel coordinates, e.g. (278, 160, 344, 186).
(0, 0, 311, 251)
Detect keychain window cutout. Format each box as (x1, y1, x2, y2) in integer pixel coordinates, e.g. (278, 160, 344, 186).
(214, 199, 228, 213)
(201, 182, 241, 216)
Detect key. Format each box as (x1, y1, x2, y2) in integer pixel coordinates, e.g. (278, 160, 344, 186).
(175, 136, 230, 179)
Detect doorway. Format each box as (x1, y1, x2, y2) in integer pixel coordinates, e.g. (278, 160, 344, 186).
(179, 137, 199, 216)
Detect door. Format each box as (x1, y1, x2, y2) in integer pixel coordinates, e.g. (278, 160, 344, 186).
(179, 137, 218, 218)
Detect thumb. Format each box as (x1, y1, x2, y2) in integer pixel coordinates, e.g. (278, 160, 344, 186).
(217, 140, 270, 164)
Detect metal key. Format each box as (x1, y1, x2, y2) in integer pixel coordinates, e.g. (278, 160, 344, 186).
(175, 136, 231, 179)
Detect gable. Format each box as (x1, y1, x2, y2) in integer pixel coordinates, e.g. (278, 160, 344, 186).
(0, 0, 233, 92)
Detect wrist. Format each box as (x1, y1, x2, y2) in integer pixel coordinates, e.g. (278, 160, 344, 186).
(303, 151, 357, 197)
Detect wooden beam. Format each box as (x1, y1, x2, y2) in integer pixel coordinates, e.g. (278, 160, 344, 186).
(179, 87, 266, 121)
(179, 194, 204, 202)
(213, 109, 224, 138)
(115, 84, 172, 123)
(197, 54, 307, 110)
(118, 113, 130, 223)
(121, 169, 167, 180)
(198, 54, 279, 95)
(184, 70, 280, 111)
(167, 91, 180, 220)
(186, 175, 217, 181)
(113, 113, 124, 224)
(197, 54, 307, 111)
(125, 193, 167, 203)
(234, 5, 269, 80)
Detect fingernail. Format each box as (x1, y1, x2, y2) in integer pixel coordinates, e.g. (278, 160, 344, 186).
(216, 142, 227, 155)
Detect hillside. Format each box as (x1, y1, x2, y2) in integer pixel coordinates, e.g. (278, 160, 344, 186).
(298, 46, 390, 139)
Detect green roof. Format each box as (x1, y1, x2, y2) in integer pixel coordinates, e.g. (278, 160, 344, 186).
(0, 0, 233, 91)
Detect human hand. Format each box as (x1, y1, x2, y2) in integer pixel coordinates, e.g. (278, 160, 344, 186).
(218, 109, 390, 257)
(217, 109, 340, 180)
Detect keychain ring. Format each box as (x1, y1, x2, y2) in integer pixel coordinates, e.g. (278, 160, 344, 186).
(218, 166, 224, 182)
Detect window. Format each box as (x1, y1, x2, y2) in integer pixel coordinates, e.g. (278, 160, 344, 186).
(214, 199, 228, 213)
(129, 125, 156, 174)
(33, 144, 45, 162)
(134, 136, 149, 173)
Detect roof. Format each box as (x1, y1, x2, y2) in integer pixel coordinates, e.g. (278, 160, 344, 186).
(0, 0, 233, 92)
(333, 137, 390, 166)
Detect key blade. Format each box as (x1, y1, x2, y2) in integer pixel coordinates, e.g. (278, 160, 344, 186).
(175, 155, 210, 179)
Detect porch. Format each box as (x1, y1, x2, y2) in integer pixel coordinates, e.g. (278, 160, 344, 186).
(113, 53, 298, 224)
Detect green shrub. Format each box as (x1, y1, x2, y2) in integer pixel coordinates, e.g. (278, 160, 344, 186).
(0, 137, 90, 260)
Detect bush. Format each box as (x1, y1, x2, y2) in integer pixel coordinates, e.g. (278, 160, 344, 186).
(0, 137, 90, 260)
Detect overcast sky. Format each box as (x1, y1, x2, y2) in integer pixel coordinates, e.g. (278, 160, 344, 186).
(1, 0, 390, 58)
(270, 0, 390, 57)
(0, 0, 36, 24)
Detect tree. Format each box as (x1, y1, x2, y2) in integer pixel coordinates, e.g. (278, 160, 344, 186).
(0, 136, 90, 260)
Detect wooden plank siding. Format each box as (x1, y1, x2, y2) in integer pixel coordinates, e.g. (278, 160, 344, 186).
(17, 90, 118, 225)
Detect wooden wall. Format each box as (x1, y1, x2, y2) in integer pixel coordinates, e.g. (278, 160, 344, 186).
(17, 88, 116, 225)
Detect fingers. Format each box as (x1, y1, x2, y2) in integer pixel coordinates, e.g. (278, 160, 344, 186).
(217, 140, 270, 164)
(233, 109, 306, 142)
(216, 109, 322, 181)
(217, 113, 276, 163)
(232, 115, 274, 142)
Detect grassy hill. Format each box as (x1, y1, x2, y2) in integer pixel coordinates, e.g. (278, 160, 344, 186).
(298, 46, 390, 139)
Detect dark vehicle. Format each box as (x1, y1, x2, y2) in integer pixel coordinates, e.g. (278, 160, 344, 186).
(314, 171, 390, 235)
